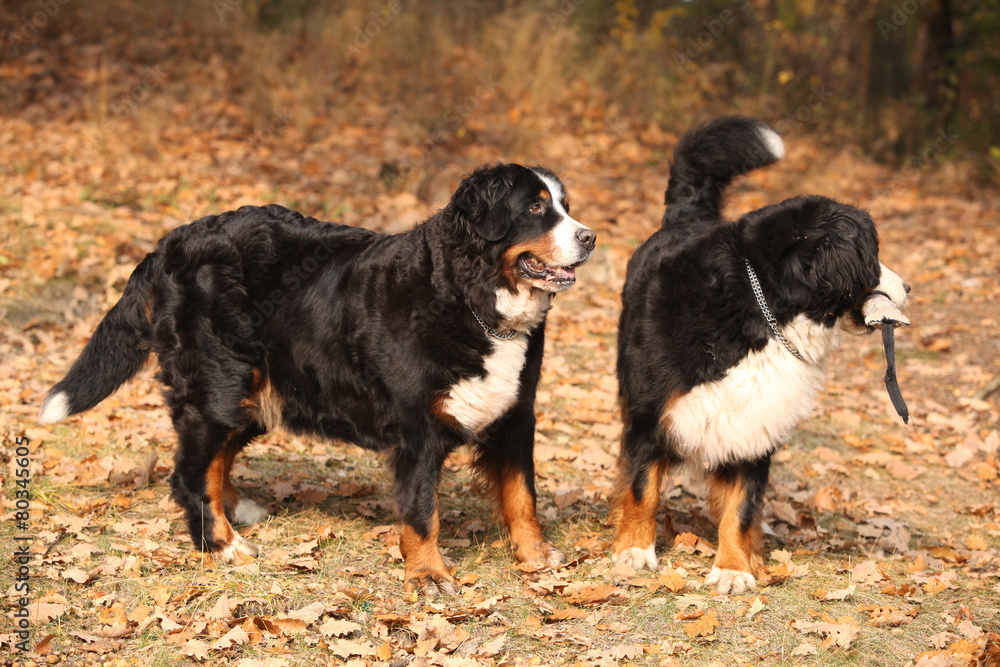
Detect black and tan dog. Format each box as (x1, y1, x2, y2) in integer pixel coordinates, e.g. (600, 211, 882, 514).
(611, 117, 909, 594)
(40, 163, 595, 596)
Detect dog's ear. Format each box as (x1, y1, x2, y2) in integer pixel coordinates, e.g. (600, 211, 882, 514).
(452, 164, 513, 241)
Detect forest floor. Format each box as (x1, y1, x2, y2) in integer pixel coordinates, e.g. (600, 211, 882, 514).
(2, 39, 1000, 667)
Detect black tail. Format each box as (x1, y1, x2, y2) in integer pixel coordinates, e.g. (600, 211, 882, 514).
(664, 115, 784, 225)
(39, 253, 157, 424)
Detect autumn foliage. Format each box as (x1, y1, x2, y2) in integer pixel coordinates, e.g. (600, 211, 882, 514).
(2, 1, 1000, 666)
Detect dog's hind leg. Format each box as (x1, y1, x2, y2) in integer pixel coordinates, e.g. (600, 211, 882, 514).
(704, 453, 771, 595)
(611, 410, 670, 571)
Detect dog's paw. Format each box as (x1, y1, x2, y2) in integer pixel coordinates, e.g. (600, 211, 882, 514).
(542, 545, 567, 569)
(232, 498, 270, 526)
(514, 539, 566, 570)
(404, 569, 460, 598)
(525, 542, 566, 570)
(611, 545, 658, 571)
(216, 534, 259, 562)
(704, 567, 756, 595)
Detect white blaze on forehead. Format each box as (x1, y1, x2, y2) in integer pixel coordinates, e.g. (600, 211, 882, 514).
(532, 170, 593, 266)
(533, 170, 571, 218)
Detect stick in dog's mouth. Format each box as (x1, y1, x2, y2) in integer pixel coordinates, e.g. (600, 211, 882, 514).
(862, 292, 910, 424)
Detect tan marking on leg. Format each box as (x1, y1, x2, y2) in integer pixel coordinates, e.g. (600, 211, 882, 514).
(205, 450, 235, 549)
(707, 475, 763, 575)
(221, 443, 240, 513)
(399, 508, 457, 596)
(492, 465, 563, 566)
(611, 458, 665, 564)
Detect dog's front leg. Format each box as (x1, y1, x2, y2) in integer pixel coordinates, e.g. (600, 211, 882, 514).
(704, 453, 771, 595)
(476, 404, 566, 569)
(393, 446, 458, 597)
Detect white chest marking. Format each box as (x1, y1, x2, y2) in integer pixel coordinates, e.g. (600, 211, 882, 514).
(494, 286, 550, 332)
(442, 335, 528, 433)
(668, 316, 840, 468)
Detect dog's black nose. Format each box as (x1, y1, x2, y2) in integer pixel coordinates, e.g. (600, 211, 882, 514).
(904, 281, 911, 294)
(576, 228, 596, 251)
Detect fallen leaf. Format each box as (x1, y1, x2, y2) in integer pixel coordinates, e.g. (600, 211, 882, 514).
(658, 568, 688, 593)
(884, 460, 924, 481)
(547, 608, 589, 622)
(858, 604, 919, 627)
(180, 639, 210, 661)
(852, 560, 885, 585)
(477, 633, 507, 656)
(35, 634, 55, 655)
(791, 642, 818, 656)
(791, 615, 860, 649)
(318, 619, 361, 637)
(814, 584, 855, 601)
(211, 626, 250, 650)
(684, 609, 719, 639)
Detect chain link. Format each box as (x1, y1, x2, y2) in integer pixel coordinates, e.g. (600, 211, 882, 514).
(745, 259, 806, 362)
(471, 308, 519, 340)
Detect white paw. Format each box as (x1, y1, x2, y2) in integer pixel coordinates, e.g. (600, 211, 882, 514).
(704, 567, 756, 595)
(545, 547, 567, 569)
(217, 534, 259, 561)
(612, 545, 658, 571)
(232, 498, 269, 525)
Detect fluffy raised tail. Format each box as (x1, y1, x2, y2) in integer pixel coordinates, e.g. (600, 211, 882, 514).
(664, 116, 784, 224)
(39, 253, 157, 424)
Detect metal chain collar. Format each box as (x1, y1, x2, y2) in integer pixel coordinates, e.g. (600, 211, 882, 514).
(744, 259, 806, 362)
(471, 308, 519, 340)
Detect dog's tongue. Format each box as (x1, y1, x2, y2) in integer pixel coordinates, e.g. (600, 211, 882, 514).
(863, 293, 910, 424)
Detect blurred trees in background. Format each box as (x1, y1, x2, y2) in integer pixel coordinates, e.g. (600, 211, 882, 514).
(2, 0, 998, 178)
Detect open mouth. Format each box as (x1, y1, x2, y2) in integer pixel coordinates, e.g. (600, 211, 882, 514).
(518, 253, 579, 290)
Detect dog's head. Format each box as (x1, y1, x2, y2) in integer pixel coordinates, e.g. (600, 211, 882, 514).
(742, 195, 908, 329)
(450, 163, 595, 294)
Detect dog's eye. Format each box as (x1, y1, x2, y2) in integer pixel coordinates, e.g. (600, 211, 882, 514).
(529, 203, 543, 214)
